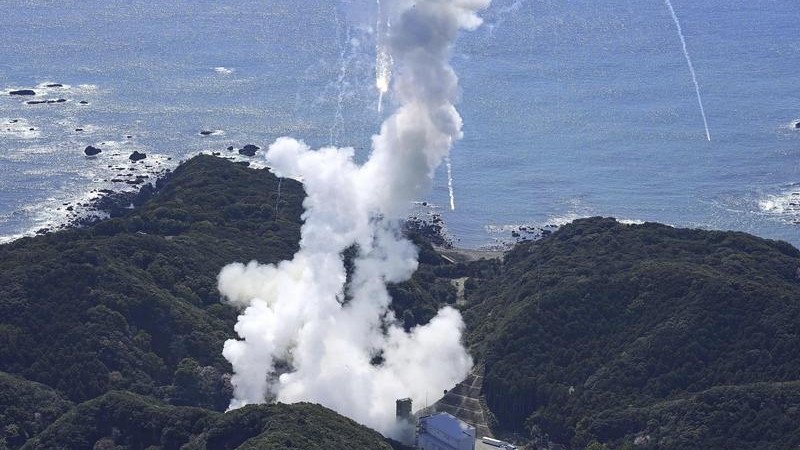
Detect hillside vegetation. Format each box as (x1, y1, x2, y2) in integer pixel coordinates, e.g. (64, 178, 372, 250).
(4, 155, 800, 449)
(0, 156, 397, 449)
(462, 217, 800, 449)
(21, 391, 393, 450)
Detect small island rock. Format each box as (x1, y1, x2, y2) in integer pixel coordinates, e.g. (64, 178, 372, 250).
(129, 151, 147, 162)
(84, 146, 102, 156)
(10, 89, 36, 96)
(238, 144, 260, 157)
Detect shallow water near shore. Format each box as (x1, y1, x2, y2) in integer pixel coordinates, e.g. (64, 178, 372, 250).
(1, 0, 799, 248)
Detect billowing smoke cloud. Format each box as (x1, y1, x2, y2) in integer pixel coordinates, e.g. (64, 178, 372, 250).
(218, 0, 490, 438)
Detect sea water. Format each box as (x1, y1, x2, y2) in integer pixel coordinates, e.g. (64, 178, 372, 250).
(1, 0, 798, 248)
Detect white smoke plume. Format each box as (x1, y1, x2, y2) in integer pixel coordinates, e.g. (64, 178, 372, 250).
(218, 0, 489, 439)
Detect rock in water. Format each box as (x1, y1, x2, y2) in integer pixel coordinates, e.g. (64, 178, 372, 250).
(794, 121, 800, 129)
(45, 83, 63, 88)
(200, 130, 214, 136)
(10, 89, 36, 96)
(129, 151, 147, 162)
(238, 144, 260, 157)
(84, 146, 102, 156)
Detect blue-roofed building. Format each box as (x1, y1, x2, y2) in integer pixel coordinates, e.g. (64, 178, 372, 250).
(417, 412, 476, 450)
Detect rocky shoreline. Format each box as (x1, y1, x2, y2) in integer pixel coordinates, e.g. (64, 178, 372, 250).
(26, 137, 268, 237)
(38, 154, 509, 259)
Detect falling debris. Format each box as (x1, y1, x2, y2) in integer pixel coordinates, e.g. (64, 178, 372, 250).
(664, 0, 712, 141)
(445, 155, 456, 211)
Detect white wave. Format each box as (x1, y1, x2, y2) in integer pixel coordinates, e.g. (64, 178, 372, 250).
(0, 233, 27, 245)
(485, 213, 588, 235)
(618, 218, 646, 225)
(74, 84, 99, 92)
(2, 145, 175, 244)
(759, 189, 800, 222)
(35, 81, 71, 90)
(546, 212, 587, 227)
(214, 67, 234, 75)
(0, 118, 41, 139)
(485, 224, 520, 234)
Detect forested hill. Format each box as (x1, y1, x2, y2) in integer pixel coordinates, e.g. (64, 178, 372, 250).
(461, 217, 800, 449)
(0, 156, 396, 450)
(4, 155, 800, 449)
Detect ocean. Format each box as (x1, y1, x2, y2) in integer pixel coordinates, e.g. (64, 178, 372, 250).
(1, 0, 798, 248)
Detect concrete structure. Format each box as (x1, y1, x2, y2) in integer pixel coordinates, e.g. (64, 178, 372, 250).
(397, 398, 413, 421)
(417, 412, 476, 450)
(415, 366, 493, 439)
(396, 398, 415, 444)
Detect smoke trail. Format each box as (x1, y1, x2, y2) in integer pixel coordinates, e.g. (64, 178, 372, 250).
(486, 0, 525, 36)
(445, 155, 456, 210)
(219, 0, 489, 440)
(330, 8, 353, 146)
(375, 0, 393, 113)
(663, 0, 711, 141)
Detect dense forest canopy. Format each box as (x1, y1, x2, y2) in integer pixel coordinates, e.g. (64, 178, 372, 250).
(2, 156, 800, 449)
(0, 156, 401, 450)
(461, 217, 800, 448)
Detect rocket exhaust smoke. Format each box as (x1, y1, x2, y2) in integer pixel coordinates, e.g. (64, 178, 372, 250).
(218, 0, 489, 439)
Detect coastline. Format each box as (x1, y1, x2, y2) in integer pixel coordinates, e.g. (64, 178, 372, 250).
(7, 153, 516, 256)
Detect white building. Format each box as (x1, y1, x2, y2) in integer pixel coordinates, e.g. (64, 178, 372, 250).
(417, 412, 476, 450)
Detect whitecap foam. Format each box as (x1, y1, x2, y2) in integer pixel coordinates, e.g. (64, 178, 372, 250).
(1, 145, 176, 244)
(71, 124, 102, 134)
(545, 212, 587, 227)
(214, 67, 234, 75)
(74, 84, 99, 92)
(759, 192, 800, 215)
(36, 81, 71, 90)
(0, 118, 41, 139)
(485, 213, 587, 235)
(485, 224, 524, 234)
(618, 218, 646, 225)
(1, 82, 76, 99)
(0, 232, 28, 245)
(757, 187, 800, 224)
(95, 140, 132, 150)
